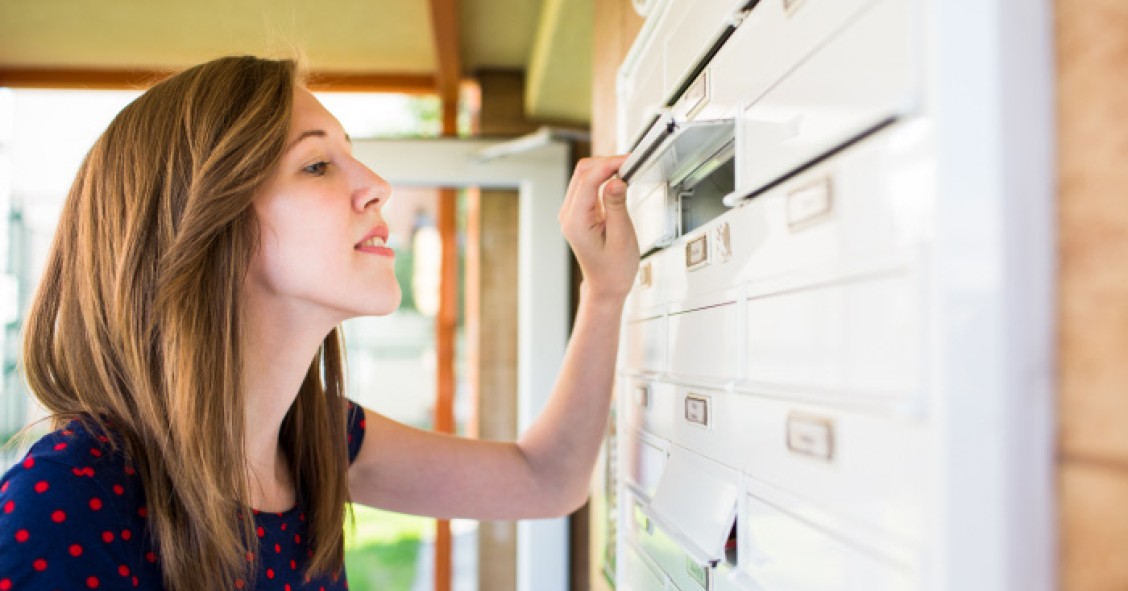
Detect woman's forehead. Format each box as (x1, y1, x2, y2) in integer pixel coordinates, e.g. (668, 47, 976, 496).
(290, 88, 345, 139)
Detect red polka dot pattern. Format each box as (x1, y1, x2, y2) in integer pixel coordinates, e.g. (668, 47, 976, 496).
(0, 400, 367, 590)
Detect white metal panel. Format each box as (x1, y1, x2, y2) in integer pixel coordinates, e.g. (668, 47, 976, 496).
(622, 378, 678, 442)
(725, 121, 935, 288)
(702, 0, 889, 124)
(617, 4, 670, 149)
(740, 489, 917, 590)
(925, 0, 1057, 586)
(624, 430, 670, 500)
(727, 394, 929, 548)
(627, 246, 688, 320)
(659, 0, 746, 100)
(744, 272, 923, 408)
(623, 314, 668, 375)
(734, 0, 918, 197)
(665, 386, 745, 472)
(617, 0, 748, 148)
(668, 300, 741, 385)
(622, 541, 672, 591)
(674, 218, 751, 300)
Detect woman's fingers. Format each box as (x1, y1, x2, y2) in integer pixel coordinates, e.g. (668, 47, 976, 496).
(561, 156, 629, 239)
(558, 158, 599, 225)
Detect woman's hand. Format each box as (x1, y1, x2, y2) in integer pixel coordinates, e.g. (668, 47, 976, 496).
(558, 155, 640, 302)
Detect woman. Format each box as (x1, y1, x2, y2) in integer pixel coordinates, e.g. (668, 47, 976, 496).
(0, 56, 637, 590)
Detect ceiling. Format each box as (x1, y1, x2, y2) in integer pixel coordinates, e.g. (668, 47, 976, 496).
(0, 0, 594, 124)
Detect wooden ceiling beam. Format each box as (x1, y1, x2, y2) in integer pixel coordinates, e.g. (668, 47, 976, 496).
(0, 67, 437, 94)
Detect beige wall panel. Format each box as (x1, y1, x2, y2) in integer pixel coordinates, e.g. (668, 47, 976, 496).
(1060, 461, 1128, 590)
(1057, 0, 1128, 463)
(591, 0, 643, 156)
(476, 190, 520, 591)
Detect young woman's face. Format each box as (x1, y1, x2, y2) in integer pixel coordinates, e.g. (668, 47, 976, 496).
(247, 88, 401, 323)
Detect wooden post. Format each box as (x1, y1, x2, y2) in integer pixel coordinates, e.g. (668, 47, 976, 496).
(433, 93, 460, 591)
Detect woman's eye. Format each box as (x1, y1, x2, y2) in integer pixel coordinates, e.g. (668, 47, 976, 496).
(302, 161, 329, 176)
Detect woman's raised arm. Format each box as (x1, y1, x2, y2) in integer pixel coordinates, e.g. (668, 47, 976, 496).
(346, 155, 638, 519)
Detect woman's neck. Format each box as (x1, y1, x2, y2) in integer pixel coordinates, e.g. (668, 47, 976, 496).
(240, 295, 341, 511)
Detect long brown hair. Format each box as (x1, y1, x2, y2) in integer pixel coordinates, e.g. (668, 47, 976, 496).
(21, 56, 352, 590)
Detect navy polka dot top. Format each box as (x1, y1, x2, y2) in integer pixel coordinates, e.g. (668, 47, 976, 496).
(0, 400, 367, 590)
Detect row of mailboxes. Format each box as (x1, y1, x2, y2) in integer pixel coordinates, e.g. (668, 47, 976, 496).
(619, 0, 919, 258)
(617, 0, 913, 151)
(618, 433, 923, 590)
(618, 120, 931, 415)
(620, 383, 930, 550)
(612, 0, 935, 588)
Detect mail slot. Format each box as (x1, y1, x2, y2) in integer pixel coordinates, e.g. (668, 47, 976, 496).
(647, 445, 740, 570)
(621, 115, 736, 254)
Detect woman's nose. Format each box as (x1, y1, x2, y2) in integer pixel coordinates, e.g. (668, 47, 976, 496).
(354, 163, 392, 211)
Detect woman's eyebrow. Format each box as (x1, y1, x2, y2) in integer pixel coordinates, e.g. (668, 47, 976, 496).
(285, 129, 352, 152)
(286, 129, 327, 152)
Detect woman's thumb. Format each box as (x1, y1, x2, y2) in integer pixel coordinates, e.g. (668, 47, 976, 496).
(603, 178, 628, 210)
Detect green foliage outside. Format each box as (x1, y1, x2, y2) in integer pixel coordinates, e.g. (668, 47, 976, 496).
(344, 504, 432, 591)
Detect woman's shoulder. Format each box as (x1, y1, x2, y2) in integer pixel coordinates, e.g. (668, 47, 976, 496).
(1, 420, 147, 523)
(0, 422, 157, 589)
(1, 421, 161, 586)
